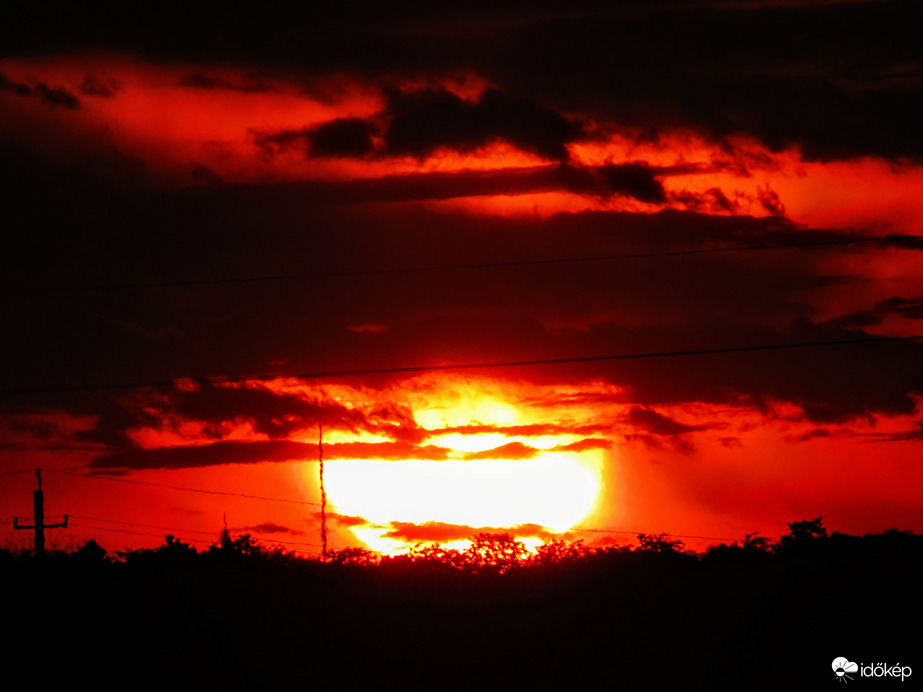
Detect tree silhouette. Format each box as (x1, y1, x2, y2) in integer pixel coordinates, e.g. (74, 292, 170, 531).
(636, 532, 686, 554)
(778, 516, 827, 552)
(464, 533, 527, 573)
(211, 527, 262, 557)
(742, 532, 772, 552)
(326, 546, 377, 567)
(73, 538, 108, 564)
(530, 538, 587, 566)
(408, 542, 467, 570)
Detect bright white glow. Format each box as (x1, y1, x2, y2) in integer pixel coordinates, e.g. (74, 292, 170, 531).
(322, 453, 602, 533)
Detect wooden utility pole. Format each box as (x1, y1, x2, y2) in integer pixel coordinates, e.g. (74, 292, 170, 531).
(13, 469, 68, 557)
(318, 420, 328, 559)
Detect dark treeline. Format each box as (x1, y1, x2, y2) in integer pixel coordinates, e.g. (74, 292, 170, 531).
(2, 519, 920, 690)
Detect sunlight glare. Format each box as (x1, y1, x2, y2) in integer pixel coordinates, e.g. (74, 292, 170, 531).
(323, 453, 602, 533)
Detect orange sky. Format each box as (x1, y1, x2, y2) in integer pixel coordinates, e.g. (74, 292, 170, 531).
(2, 5, 922, 557)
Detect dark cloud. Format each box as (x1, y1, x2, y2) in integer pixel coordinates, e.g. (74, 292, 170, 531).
(322, 512, 370, 528)
(163, 385, 425, 442)
(881, 235, 923, 251)
(384, 87, 579, 161)
(240, 522, 303, 535)
(178, 71, 272, 92)
(3, 165, 918, 429)
(600, 164, 665, 203)
(253, 118, 374, 159)
(324, 441, 451, 460)
(89, 438, 451, 470)
(79, 74, 119, 98)
(189, 164, 224, 186)
(70, 385, 428, 455)
(824, 296, 923, 330)
(179, 72, 224, 89)
(785, 428, 834, 444)
(254, 88, 583, 164)
(252, 127, 311, 156)
(90, 439, 316, 470)
(384, 520, 555, 543)
(669, 187, 739, 215)
(616, 323, 923, 423)
(0, 72, 32, 97)
(479, 1, 923, 162)
(2, 414, 59, 442)
(1, 98, 920, 457)
(435, 422, 611, 436)
(199, 164, 692, 206)
(33, 83, 80, 108)
(4, 1, 923, 160)
(624, 432, 696, 455)
(463, 442, 538, 460)
(621, 406, 708, 453)
(624, 407, 708, 436)
(310, 118, 374, 157)
(861, 420, 923, 443)
(385, 521, 476, 543)
(0, 73, 80, 108)
(170, 386, 326, 439)
(757, 186, 785, 217)
(552, 438, 611, 453)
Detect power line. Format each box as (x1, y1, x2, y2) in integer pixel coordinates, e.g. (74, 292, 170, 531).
(0, 468, 36, 477)
(40, 469, 424, 522)
(44, 469, 325, 507)
(69, 514, 223, 538)
(234, 534, 323, 549)
(4, 333, 921, 397)
(65, 521, 324, 556)
(21, 471, 748, 546)
(12, 479, 750, 550)
(43, 468, 433, 523)
(571, 527, 738, 542)
(69, 514, 324, 549)
(7, 233, 921, 295)
(66, 521, 217, 545)
(63, 519, 727, 552)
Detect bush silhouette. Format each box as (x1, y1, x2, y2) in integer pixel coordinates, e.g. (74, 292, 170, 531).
(463, 533, 527, 573)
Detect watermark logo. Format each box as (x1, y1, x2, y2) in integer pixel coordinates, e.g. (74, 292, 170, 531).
(833, 658, 859, 683)
(832, 658, 912, 683)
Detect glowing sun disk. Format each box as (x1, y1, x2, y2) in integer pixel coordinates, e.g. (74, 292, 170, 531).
(322, 454, 602, 533)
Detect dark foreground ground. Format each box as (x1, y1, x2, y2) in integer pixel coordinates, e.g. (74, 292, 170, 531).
(2, 529, 920, 691)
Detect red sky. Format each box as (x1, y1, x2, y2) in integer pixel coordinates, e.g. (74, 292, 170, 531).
(1, 0, 921, 556)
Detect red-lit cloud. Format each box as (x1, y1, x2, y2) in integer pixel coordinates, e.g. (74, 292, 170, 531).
(1, 1, 921, 556)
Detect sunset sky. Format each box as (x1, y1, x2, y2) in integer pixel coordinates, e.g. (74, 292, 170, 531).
(1, 0, 921, 557)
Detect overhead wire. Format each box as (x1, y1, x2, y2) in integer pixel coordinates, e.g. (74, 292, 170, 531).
(6, 232, 921, 296)
(571, 527, 739, 541)
(7, 470, 744, 546)
(69, 514, 226, 538)
(3, 230, 920, 552)
(2, 333, 920, 397)
(44, 468, 325, 507)
(66, 522, 218, 545)
(69, 514, 324, 549)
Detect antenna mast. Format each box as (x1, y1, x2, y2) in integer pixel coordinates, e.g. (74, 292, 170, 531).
(318, 420, 328, 559)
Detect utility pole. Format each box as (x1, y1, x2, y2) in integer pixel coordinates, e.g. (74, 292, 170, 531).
(13, 469, 68, 558)
(318, 420, 328, 560)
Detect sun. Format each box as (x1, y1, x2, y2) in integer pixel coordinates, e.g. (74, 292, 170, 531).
(323, 453, 603, 554)
(307, 377, 607, 554)
(325, 452, 602, 525)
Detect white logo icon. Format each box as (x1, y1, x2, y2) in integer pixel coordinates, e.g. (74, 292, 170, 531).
(833, 657, 859, 683)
